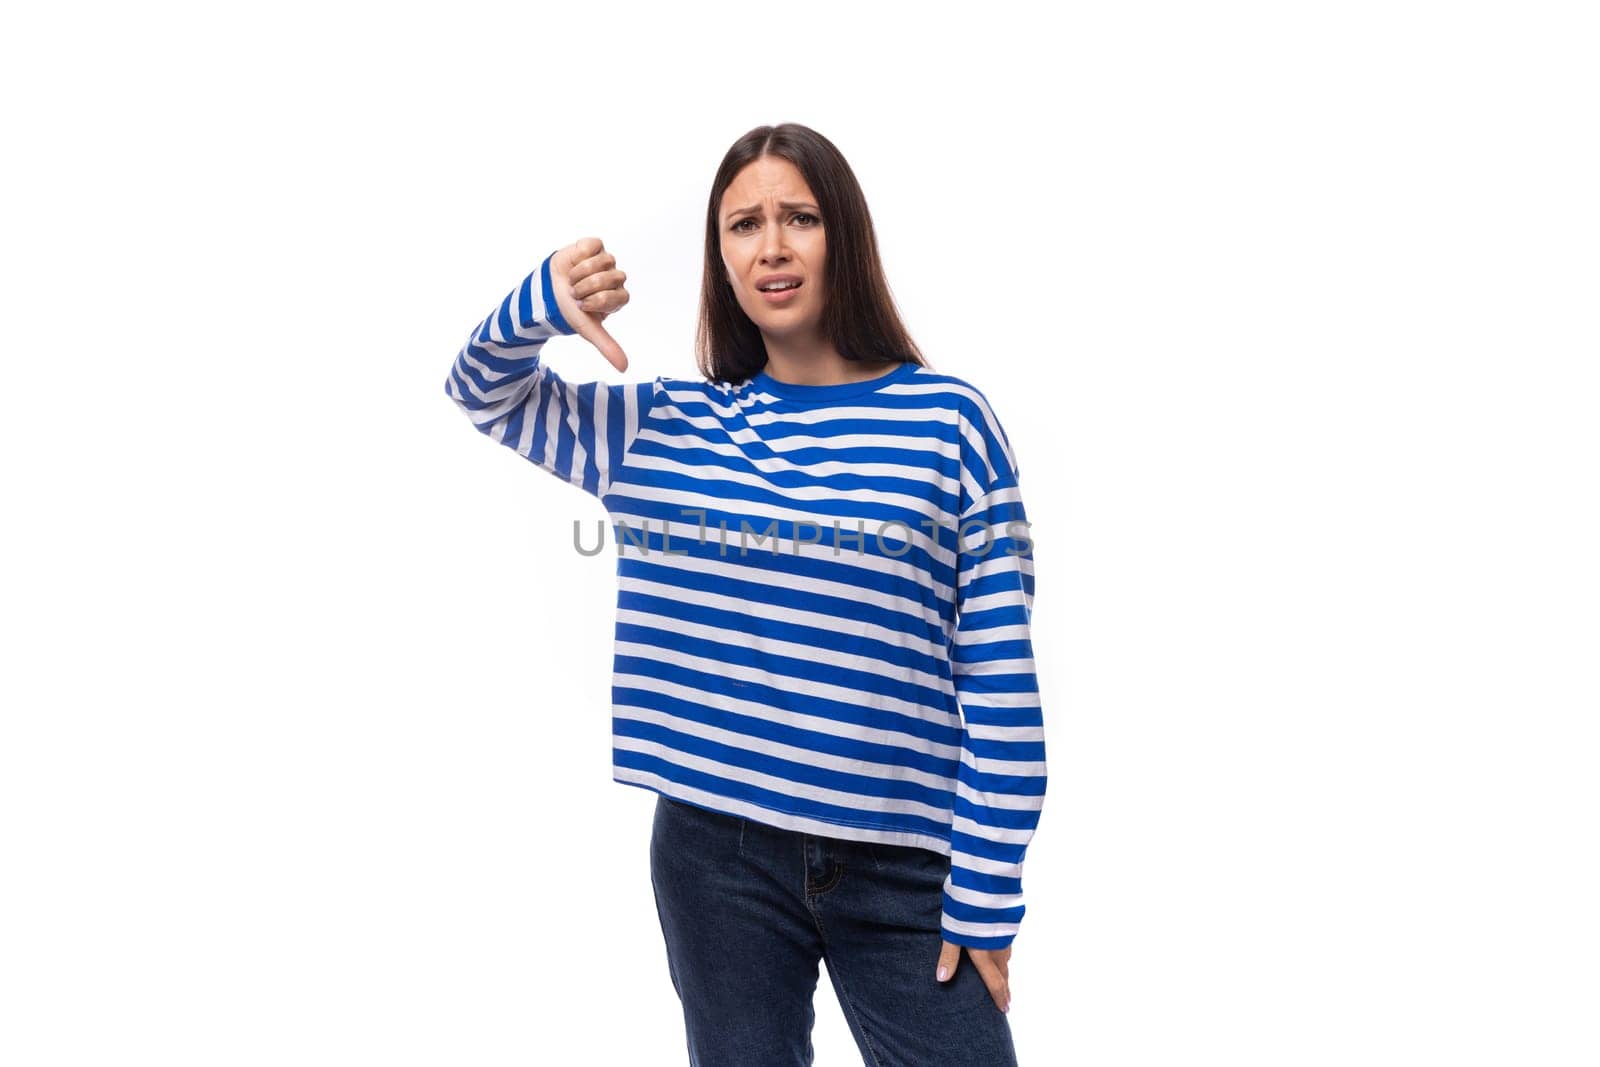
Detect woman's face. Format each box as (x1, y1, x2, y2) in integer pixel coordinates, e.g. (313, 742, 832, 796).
(719, 156, 827, 341)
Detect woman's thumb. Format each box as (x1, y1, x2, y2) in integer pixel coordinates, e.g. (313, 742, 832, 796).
(550, 240, 628, 373)
(573, 316, 628, 373)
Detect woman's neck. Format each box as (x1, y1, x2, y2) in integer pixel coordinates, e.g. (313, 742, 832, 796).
(761, 337, 892, 387)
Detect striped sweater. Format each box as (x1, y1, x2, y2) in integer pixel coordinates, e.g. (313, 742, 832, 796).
(444, 251, 1047, 950)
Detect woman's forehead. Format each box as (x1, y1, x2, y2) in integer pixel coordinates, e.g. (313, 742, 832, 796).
(722, 158, 816, 208)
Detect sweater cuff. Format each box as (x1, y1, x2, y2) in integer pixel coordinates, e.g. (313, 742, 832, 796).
(940, 909, 1021, 951)
(539, 251, 578, 336)
(940, 870, 1025, 950)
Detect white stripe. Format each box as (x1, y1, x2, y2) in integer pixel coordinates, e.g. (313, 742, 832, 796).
(948, 850, 1027, 878)
(944, 881, 1024, 910)
(939, 915, 1021, 939)
(965, 722, 1046, 743)
(952, 814, 1038, 847)
(956, 779, 1046, 812)
(958, 749, 1047, 777)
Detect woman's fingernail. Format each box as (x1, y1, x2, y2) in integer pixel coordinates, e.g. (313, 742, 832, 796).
(1003, 999, 1011, 1013)
(936, 966, 948, 981)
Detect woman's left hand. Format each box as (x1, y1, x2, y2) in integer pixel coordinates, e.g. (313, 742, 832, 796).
(936, 939, 1011, 1014)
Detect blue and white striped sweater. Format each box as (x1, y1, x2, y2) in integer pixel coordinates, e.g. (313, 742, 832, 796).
(445, 251, 1047, 950)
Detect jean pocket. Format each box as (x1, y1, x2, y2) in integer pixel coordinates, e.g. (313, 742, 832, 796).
(655, 792, 747, 857)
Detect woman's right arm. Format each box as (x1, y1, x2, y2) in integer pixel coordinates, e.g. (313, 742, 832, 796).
(443, 243, 657, 500)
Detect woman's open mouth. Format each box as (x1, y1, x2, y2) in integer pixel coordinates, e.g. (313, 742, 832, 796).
(757, 280, 803, 305)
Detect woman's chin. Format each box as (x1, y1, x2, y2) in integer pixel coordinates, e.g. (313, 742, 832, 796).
(753, 317, 816, 341)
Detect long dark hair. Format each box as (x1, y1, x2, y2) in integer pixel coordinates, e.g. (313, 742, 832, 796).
(695, 124, 930, 384)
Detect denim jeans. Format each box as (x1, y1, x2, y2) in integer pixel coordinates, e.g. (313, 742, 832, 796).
(649, 792, 1019, 1066)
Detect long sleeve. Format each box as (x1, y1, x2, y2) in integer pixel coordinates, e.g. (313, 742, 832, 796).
(443, 250, 658, 499)
(940, 434, 1047, 950)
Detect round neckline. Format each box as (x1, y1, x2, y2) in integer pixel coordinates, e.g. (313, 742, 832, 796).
(751, 360, 917, 403)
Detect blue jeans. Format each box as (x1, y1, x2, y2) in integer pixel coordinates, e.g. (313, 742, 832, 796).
(649, 792, 1019, 1066)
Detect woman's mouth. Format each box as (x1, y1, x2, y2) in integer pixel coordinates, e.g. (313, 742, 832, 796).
(757, 280, 803, 305)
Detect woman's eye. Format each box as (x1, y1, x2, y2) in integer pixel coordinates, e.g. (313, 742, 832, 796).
(733, 214, 819, 232)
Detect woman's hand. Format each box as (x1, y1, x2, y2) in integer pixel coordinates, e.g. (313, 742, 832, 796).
(937, 939, 1011, 1014)
(549, 236, 631, 372)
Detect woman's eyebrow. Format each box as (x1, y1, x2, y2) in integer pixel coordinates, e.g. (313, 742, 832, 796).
(725, 200, 819, 221)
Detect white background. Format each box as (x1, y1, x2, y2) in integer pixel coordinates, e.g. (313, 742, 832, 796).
(3, 1, 1596, 1063)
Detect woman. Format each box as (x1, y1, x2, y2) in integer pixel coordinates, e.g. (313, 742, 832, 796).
(444, 123, 1046, 1065)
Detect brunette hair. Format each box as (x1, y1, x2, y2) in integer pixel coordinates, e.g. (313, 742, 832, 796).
(695, 123, 930, 384)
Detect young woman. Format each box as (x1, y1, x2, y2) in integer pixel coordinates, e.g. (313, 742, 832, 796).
(444, 123, 1046, 1065)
